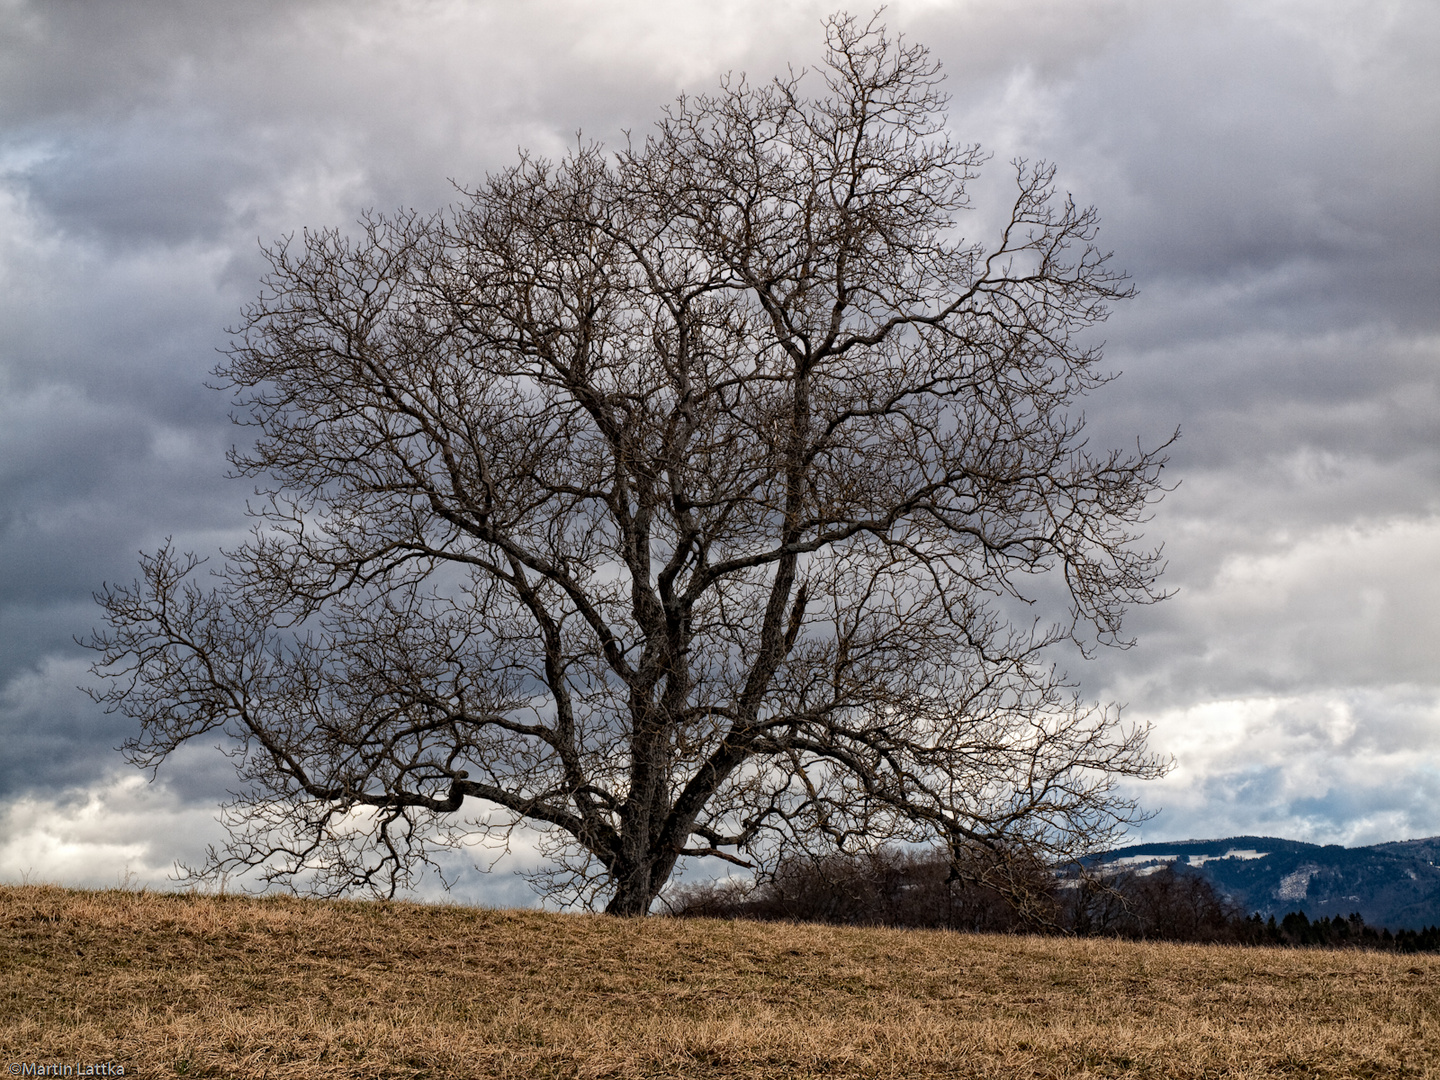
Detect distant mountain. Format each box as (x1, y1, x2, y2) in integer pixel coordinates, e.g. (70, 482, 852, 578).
(1095, 836, 1440, 931)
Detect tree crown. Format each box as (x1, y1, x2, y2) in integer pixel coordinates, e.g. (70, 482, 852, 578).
(89, 14, 1171, 914)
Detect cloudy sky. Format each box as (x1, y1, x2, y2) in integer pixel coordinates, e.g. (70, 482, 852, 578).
(1, 0, 1436, 904)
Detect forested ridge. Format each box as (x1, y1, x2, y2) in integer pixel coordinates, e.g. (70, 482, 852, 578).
(668, 846, 1440, 951)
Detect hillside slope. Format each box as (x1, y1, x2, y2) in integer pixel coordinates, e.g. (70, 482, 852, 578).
(3, 885, 1438, 1079)
(1101, 836, 1440, 929)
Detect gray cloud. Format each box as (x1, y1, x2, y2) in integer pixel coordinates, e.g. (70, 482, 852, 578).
(2, 0, 1437, 900)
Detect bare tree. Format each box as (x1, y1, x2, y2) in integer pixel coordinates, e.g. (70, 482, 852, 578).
(88, 14, 1171, 916)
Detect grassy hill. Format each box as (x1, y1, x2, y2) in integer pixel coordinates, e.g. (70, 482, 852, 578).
(3, 884, 1437, 1078)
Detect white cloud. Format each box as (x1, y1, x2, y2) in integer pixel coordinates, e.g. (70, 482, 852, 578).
(1126, 686, 1440, 846)
(1103, 514, 1440, 704)
(0, 771, 225, 889)
(0, 764, 552, 906)
(1197, 517, 1440, 678)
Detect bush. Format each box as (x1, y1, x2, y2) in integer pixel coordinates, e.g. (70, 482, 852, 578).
(1062, 865, 1247, 943)
(666, 848, 1041, 932)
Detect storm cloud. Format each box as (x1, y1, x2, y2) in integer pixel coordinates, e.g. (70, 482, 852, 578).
(2, 0, 1436, 900)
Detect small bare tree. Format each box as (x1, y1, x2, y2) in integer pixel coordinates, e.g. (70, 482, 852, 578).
(89, 14, 1171, 915)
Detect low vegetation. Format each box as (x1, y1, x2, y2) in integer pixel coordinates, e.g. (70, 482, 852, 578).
(4, 884, 1438, 1078)
(669, 848, 1440, 951)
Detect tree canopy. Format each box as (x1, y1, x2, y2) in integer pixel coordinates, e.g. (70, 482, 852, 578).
(90, 14, 1171, 915)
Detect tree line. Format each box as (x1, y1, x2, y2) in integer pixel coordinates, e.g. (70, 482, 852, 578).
(665, 847, 1440, 952)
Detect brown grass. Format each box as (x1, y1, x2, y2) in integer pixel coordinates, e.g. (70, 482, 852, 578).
(2, 883, 1437, 1078)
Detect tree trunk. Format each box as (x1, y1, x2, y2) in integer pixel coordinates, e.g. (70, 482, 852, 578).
(605, 863, 660, 916)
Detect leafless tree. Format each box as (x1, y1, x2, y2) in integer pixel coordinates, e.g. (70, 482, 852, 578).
(88, 14, 1172, 916)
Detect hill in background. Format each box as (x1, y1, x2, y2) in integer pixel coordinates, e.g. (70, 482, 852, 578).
(1100, 836, 1440, 930)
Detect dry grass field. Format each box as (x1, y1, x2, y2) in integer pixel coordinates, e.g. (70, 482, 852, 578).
(2, 884, 1437, 1078)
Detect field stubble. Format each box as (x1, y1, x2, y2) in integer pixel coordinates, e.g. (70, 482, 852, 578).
(2, 884, 1435, 1078)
